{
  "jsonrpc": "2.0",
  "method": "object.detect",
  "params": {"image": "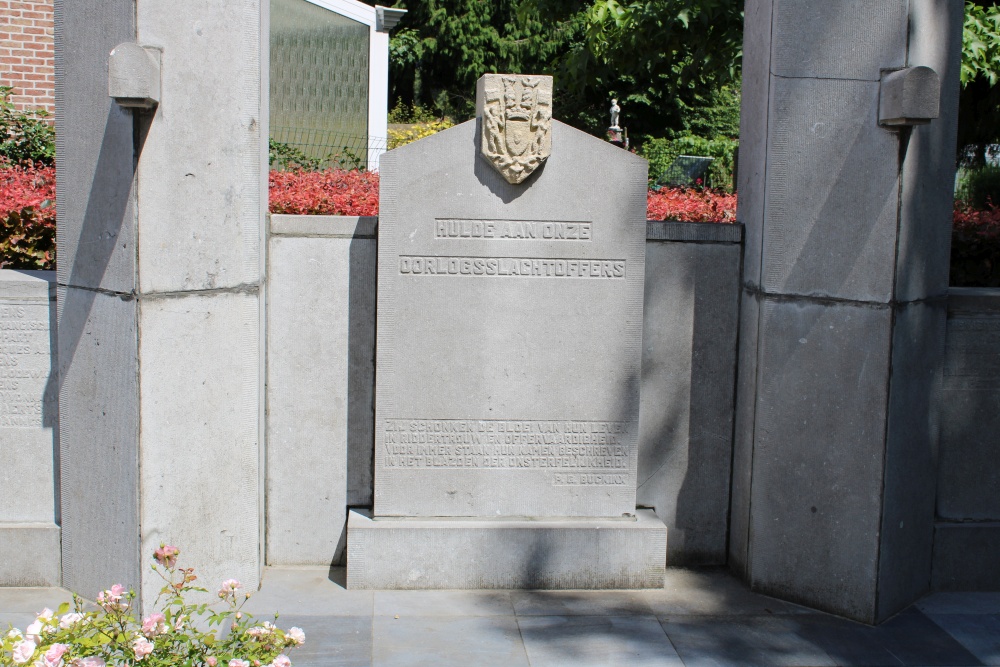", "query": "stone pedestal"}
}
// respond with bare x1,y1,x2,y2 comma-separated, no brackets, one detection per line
347,79,666,587
731,0,962,623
